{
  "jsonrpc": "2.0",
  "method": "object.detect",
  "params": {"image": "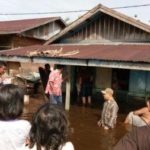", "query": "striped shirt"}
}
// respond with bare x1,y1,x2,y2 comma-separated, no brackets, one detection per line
101,99,119,128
